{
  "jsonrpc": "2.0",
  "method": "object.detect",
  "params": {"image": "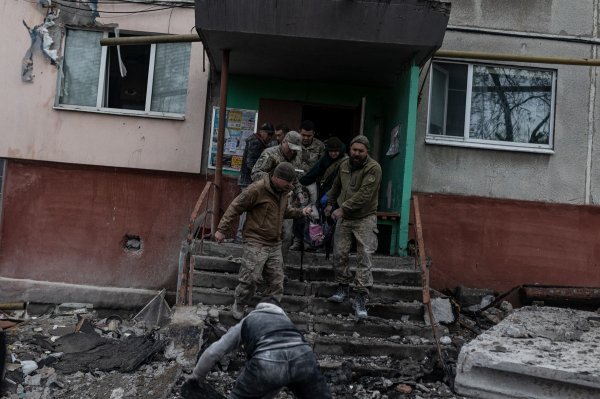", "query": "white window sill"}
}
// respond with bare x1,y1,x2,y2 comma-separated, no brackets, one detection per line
54,105,186,121
425,136,555,154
